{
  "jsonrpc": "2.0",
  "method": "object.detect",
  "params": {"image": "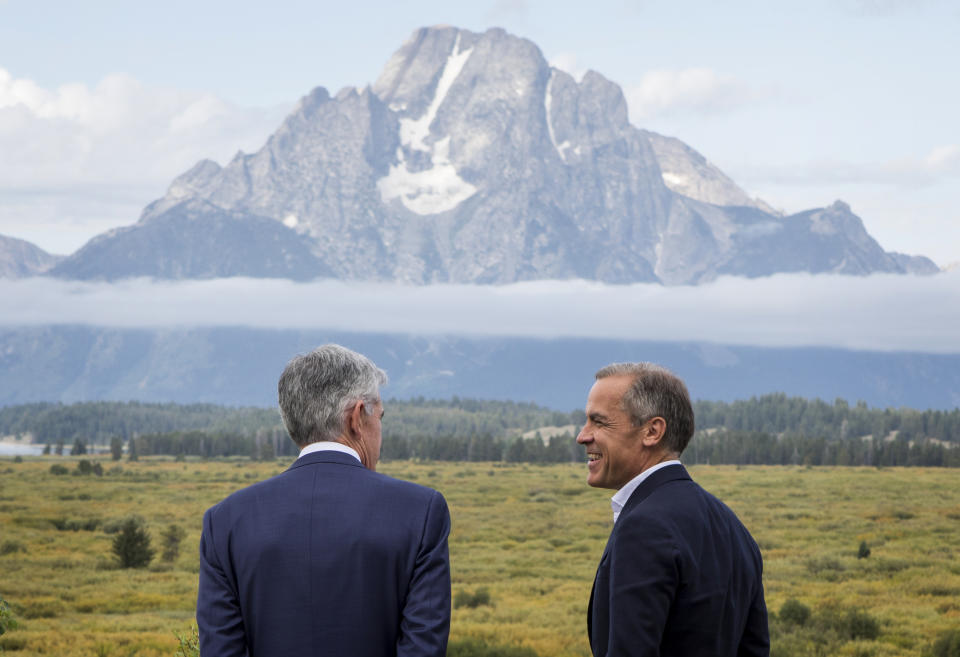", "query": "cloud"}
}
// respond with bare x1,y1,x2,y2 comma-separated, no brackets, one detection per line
548,53,587,82
625,68,760,120
736,144,960,188
0,67,291,188
0,67,291,252
2,272,959,354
